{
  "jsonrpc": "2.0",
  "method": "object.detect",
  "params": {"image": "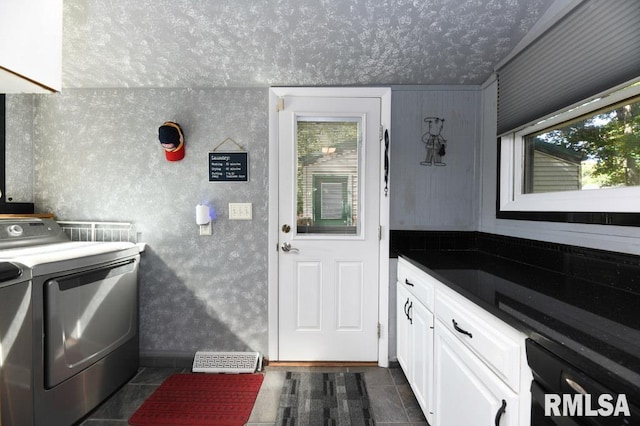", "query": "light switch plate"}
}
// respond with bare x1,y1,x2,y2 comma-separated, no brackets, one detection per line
229,202,252,220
